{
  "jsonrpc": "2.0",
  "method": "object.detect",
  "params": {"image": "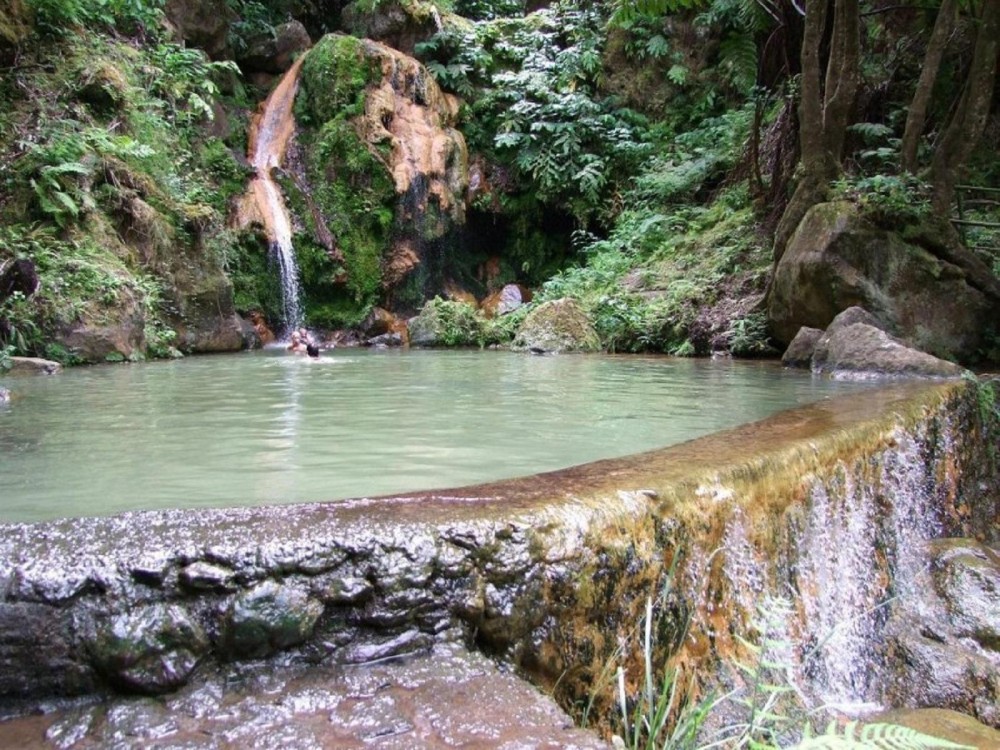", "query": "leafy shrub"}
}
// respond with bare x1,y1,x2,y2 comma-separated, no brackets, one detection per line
726,312,775,357
831,173,932,227
27,0,165,38
418,0,651,222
